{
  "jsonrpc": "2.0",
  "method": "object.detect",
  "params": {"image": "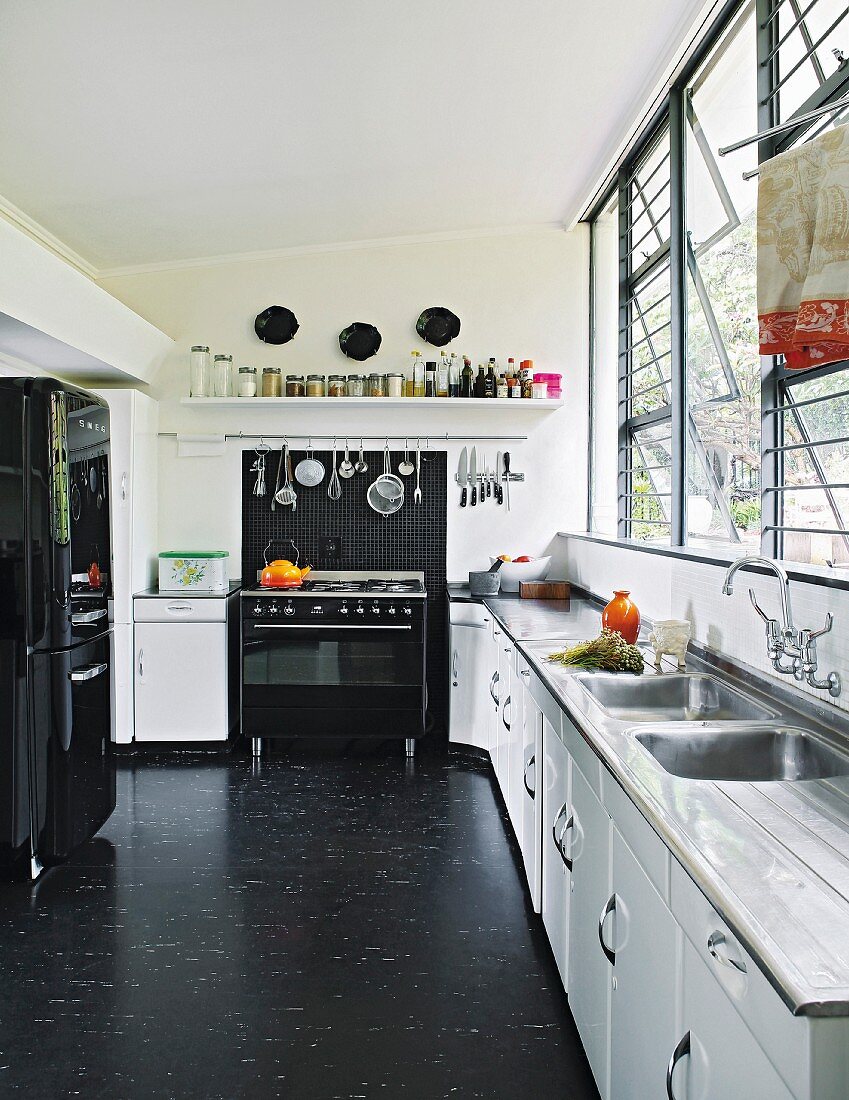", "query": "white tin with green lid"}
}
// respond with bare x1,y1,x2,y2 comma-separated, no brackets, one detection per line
158,551,229,592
